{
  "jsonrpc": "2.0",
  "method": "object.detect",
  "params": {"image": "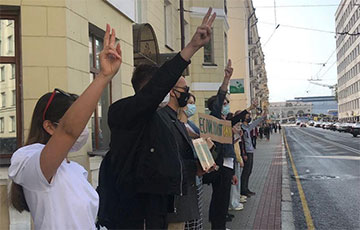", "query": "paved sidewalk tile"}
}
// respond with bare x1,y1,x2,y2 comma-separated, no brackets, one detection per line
202,132,283,230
